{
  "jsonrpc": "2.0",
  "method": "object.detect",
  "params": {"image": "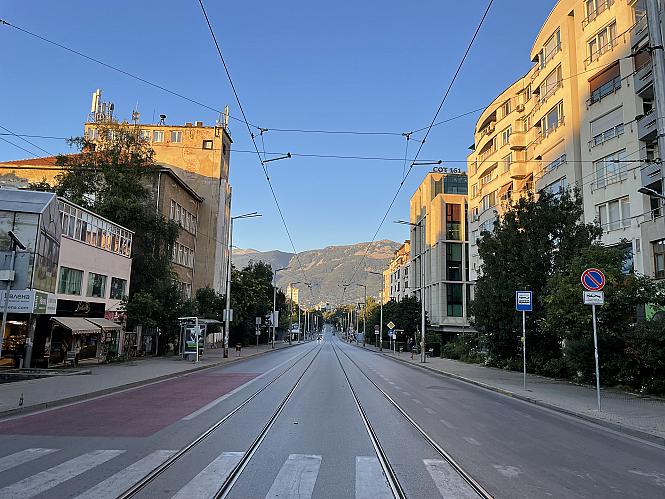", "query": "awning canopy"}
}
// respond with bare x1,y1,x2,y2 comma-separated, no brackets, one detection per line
498,182,513,198
51,317,100,335
86,318,122,331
